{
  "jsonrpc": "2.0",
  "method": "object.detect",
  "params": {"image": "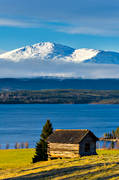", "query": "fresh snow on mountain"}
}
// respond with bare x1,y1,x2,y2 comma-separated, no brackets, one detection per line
0,42,119,64
0,42,74,62
0,42,119,78
64,48,99,63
